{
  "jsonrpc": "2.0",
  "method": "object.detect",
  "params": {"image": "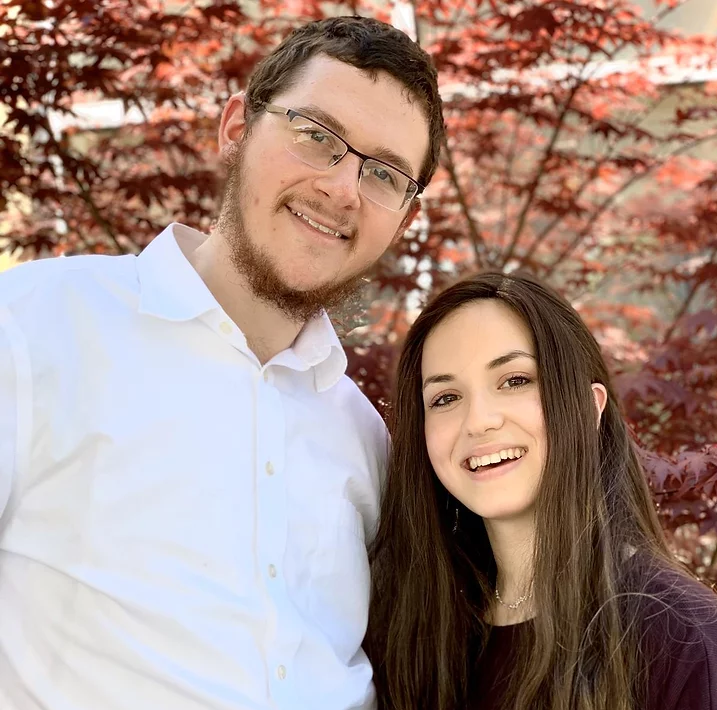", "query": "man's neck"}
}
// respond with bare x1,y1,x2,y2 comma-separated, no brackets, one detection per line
186,231,304,364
